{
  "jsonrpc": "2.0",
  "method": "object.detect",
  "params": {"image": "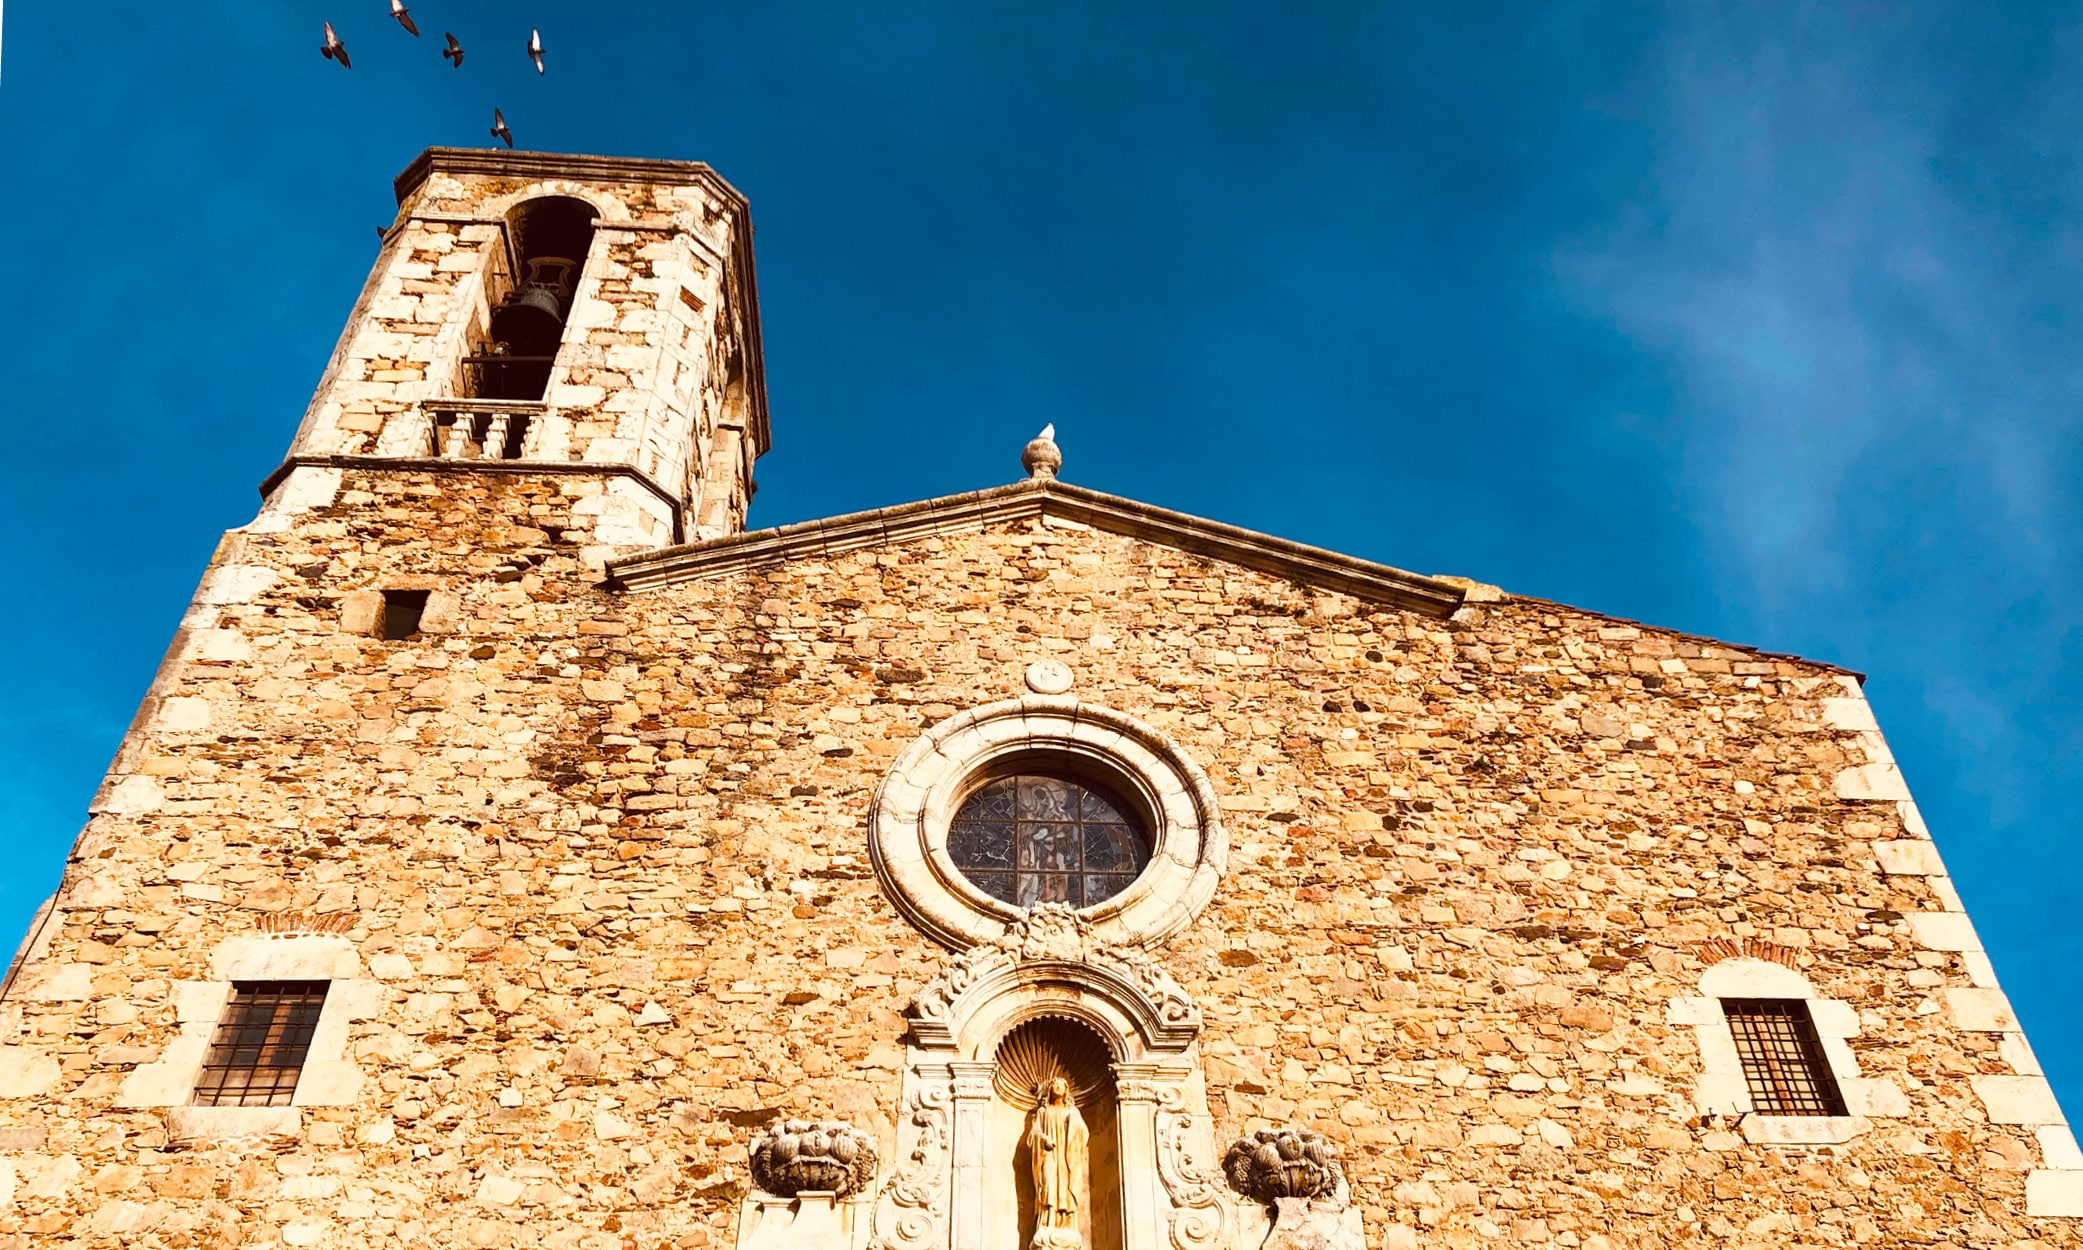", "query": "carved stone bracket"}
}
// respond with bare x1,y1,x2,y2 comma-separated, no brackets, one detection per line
750,1118,880,1199
1221,1127,1361,1250
1221,1128,1347,1207
908,906,1201,1052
